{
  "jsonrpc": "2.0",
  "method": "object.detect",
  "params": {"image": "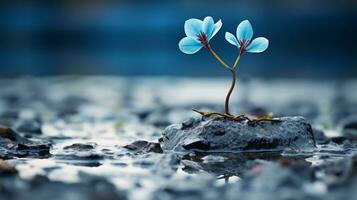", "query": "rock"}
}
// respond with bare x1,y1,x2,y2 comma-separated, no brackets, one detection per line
0,160,17,176
160,116,316,152
340,116,357,140
63,143,96,151
15,119,42,134
0,126,51,159
313,128,330,144
181,152,285,177
124,140,163,154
